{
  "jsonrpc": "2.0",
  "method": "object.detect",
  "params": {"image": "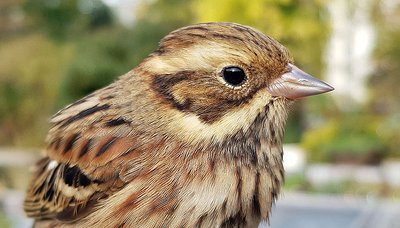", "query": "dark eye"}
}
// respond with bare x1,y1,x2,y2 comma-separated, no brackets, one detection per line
222,66,247,87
